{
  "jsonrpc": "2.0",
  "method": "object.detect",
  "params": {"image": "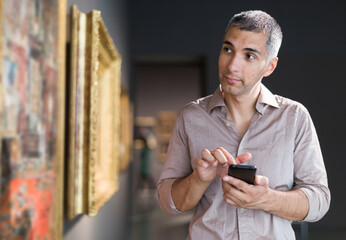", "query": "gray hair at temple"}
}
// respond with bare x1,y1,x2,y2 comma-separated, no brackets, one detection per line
226,10,283,63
